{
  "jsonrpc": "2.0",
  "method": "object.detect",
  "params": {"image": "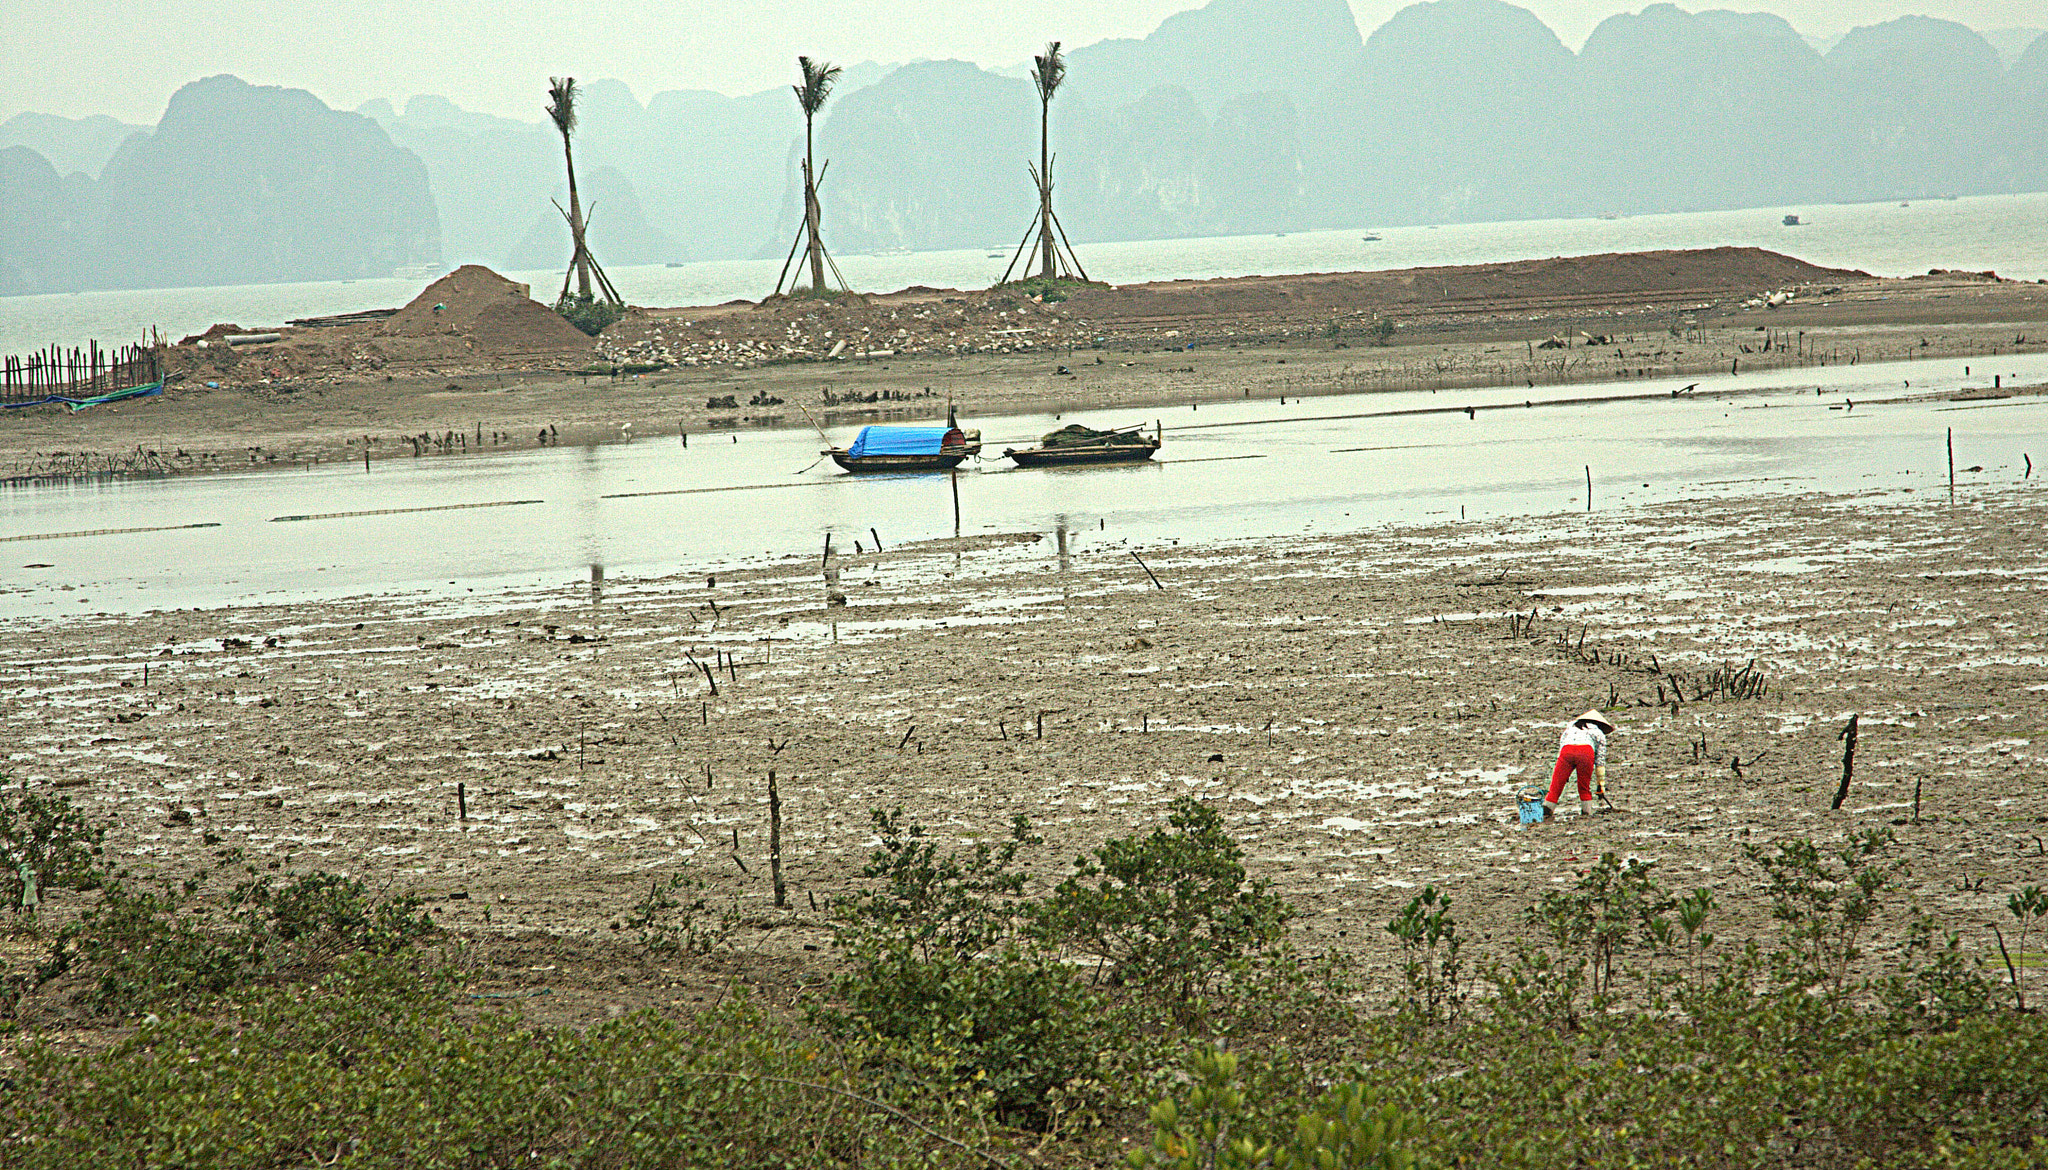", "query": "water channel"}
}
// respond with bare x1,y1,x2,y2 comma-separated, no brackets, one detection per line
3,352,2044,621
